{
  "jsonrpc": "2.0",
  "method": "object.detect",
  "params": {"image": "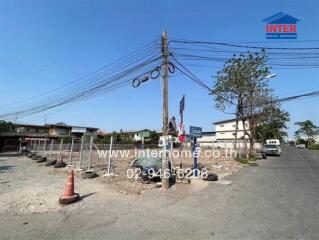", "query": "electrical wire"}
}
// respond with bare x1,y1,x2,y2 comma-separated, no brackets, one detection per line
170,39,319,50
0,37,163,119
170,54,212,91
1,36,161,108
